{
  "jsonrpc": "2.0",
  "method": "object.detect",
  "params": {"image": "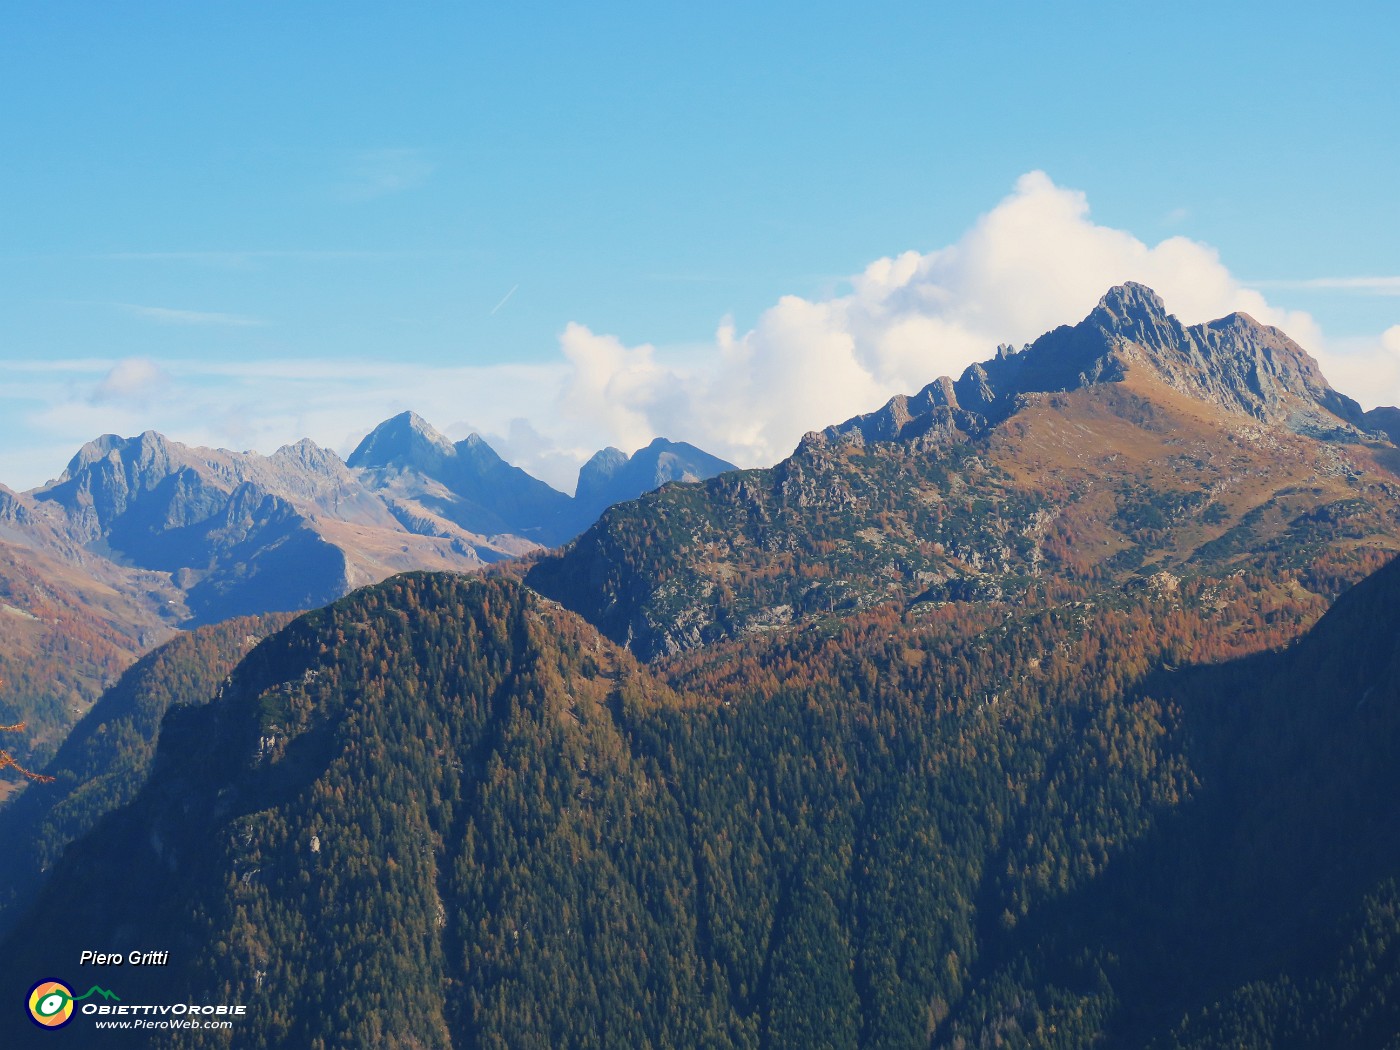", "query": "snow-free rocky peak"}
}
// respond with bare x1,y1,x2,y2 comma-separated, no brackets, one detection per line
574,438,737,519
822,283,1377,448
346,410,458,474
